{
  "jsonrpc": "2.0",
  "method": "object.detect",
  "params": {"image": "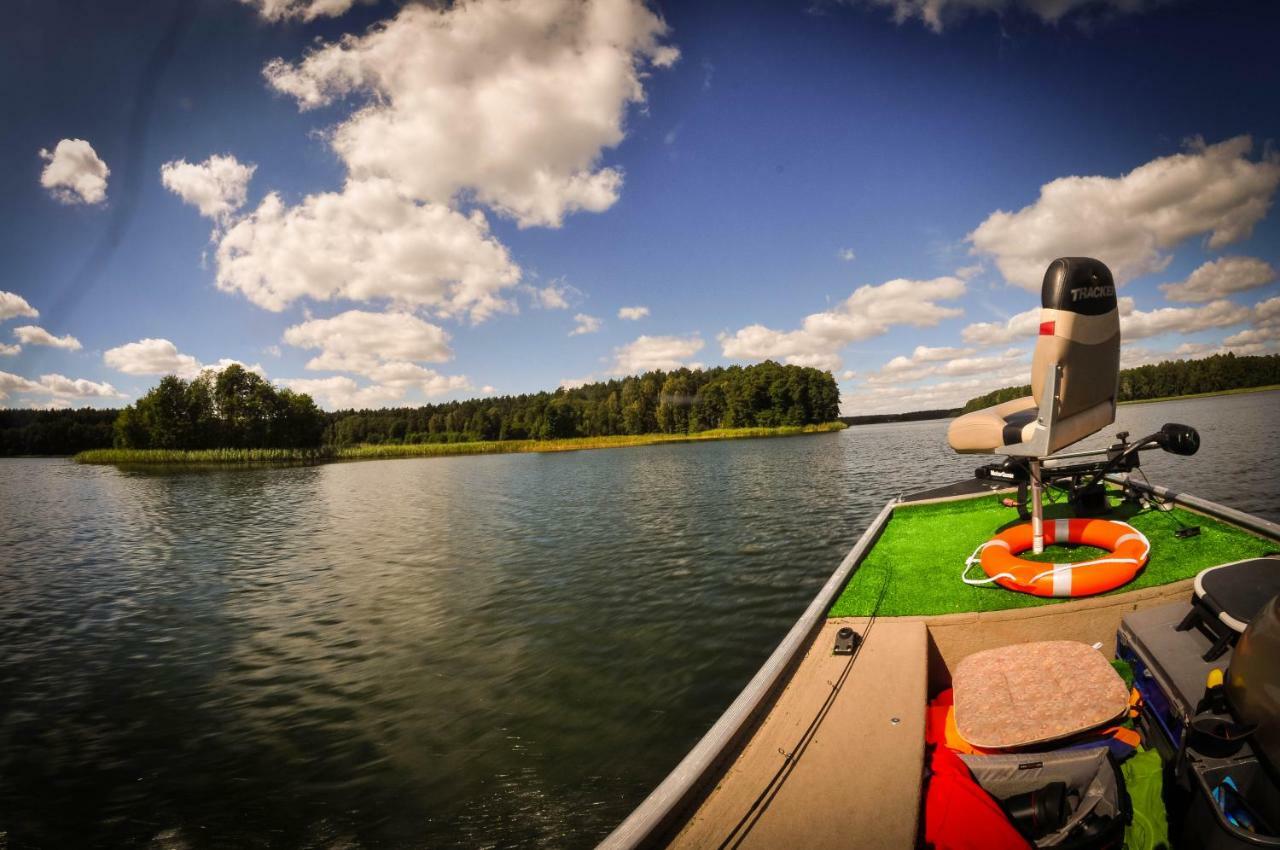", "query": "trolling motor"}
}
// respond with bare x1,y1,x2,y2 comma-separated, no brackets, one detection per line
975,423,1201,520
